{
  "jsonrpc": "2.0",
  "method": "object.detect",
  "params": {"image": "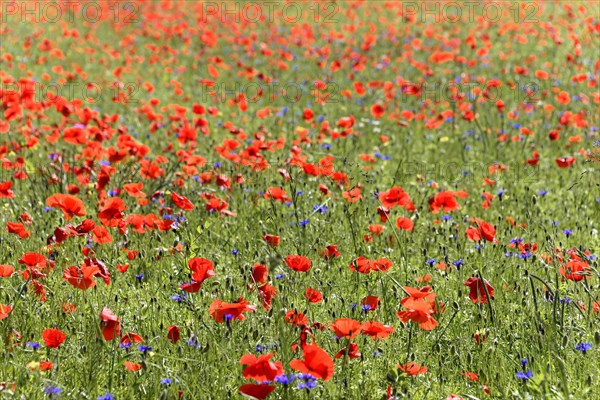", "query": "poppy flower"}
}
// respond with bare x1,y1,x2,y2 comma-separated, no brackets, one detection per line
0,304,13,320
209,297,256,323
555,157,576,168
62,265,99,290
264,187,290,202
240,353,284,382
335,342,361,359
429,191,466,213
167,325,180,344
285,255,311,272
397,298,438,330
262,234,280,247
361,295,380,311
0,182,14,198
6,222,30,239
120,332,143,346
45,194,86,220
289,344,334,381
42,328,66,348
124,361,142,371
305,288,323,303
464,277,494,303
396,217,414,232
251,264,268,284
285,310,309,326
330,318,362,339
100,307,121,341
378,186,410,209
171,192,195,211
123,183,145,197
321,244,340,259
560,260,590,282
182,257,216,292
18,252,47,269
396,362,428,376
98,197,126,227
238,384,276,400
361,321,395,340
0,265,15,277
